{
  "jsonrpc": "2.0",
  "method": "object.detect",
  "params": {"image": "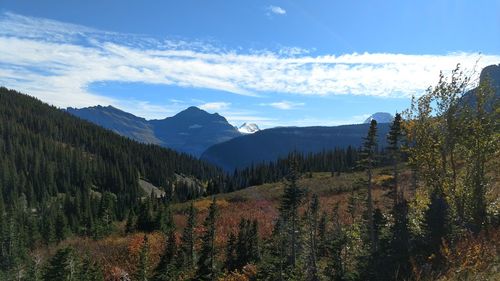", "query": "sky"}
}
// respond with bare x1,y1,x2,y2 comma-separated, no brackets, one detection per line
1,0,499,128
